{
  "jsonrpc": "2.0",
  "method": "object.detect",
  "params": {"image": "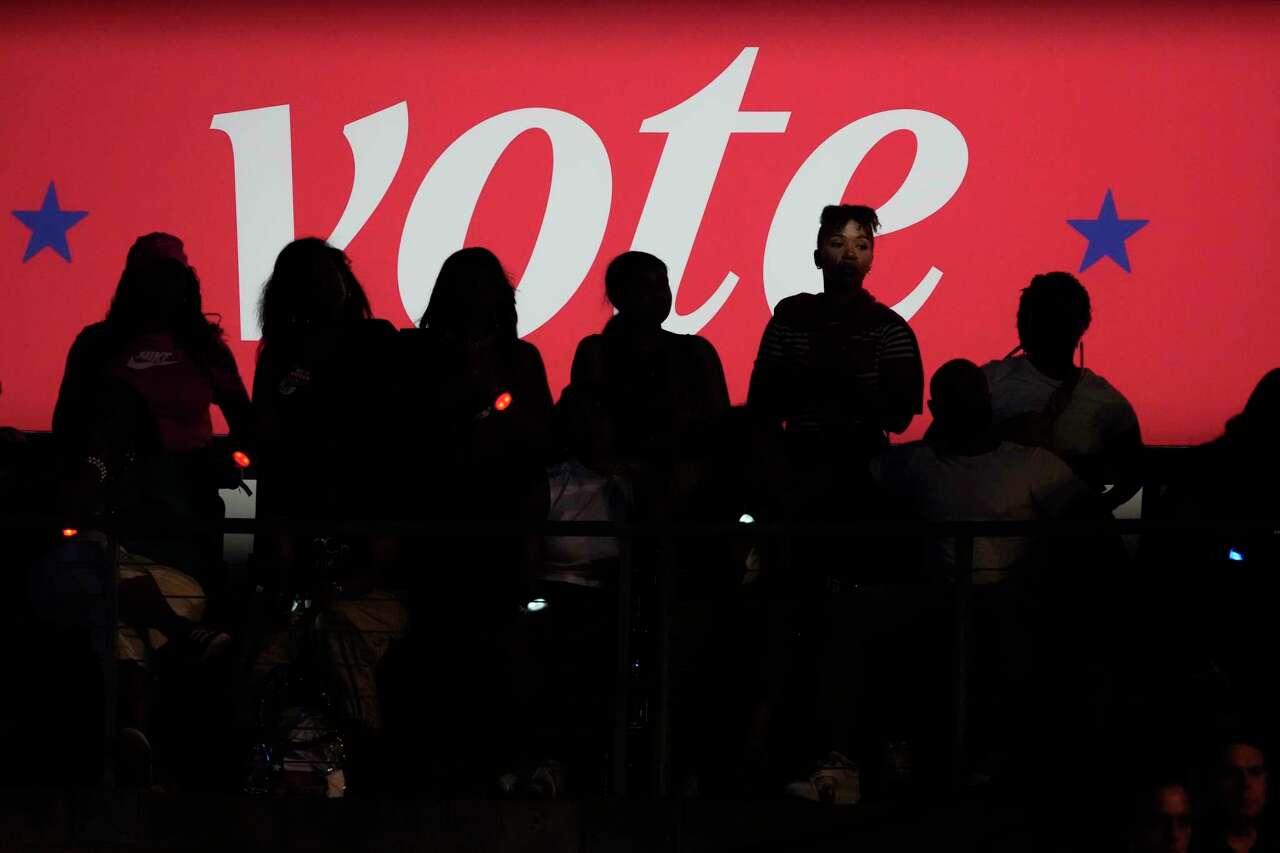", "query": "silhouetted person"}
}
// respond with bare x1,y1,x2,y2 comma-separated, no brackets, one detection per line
1158,370,1280,718
52,234,252,584
873,358,1092,582
251,238,405,743
870,359,1093,784
1199,737,1269,853
398,246,554,527
1170,368,1280,535
748,204,922,508
563,250,729,518
747,204,921,804
982,272,1142,511
396,247,553,793
50,234,245,783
